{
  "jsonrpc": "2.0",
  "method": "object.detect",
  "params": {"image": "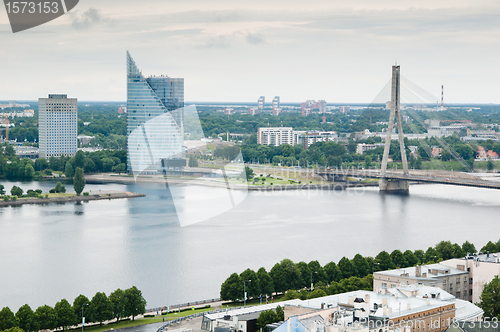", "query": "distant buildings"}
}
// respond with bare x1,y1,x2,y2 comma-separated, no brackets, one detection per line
0,100,30,110
118,106,127,114
294,131,338,148
373,263,470,302
248,107,258,116
257,127,338,148
339,106,350,113
272,96,280,109
301,100,327,116
258,96,265,110
257,127,294,146
126,51,185,174
356,143,384,155
38,94,78,158
0,109,34,118
224,108,235,115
